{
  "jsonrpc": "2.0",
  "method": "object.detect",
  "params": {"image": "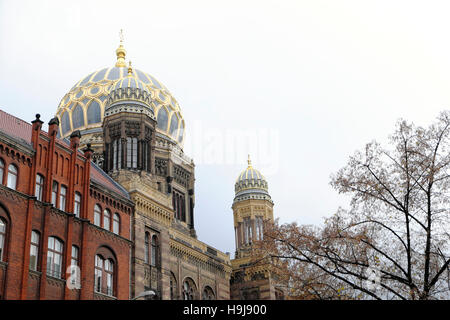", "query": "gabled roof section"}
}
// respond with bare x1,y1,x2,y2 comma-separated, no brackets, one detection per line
0,108,130,200
0,109,32,145
90,161,130,200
